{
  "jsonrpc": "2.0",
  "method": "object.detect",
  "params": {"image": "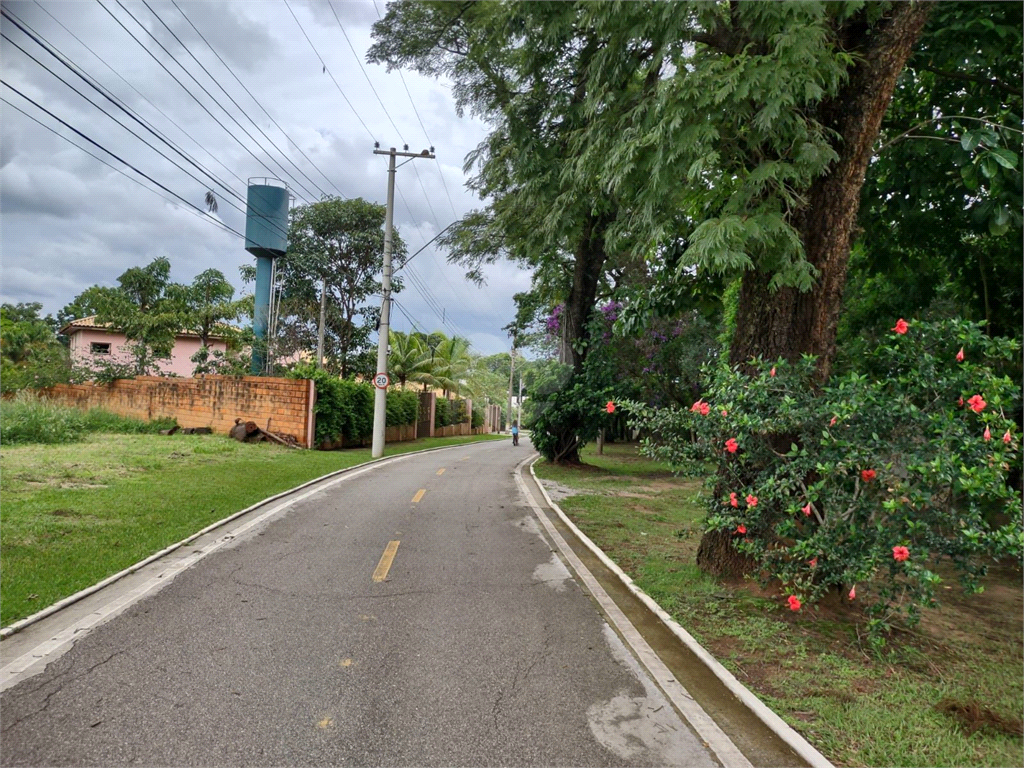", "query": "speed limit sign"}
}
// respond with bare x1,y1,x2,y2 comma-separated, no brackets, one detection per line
373,372,390,389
